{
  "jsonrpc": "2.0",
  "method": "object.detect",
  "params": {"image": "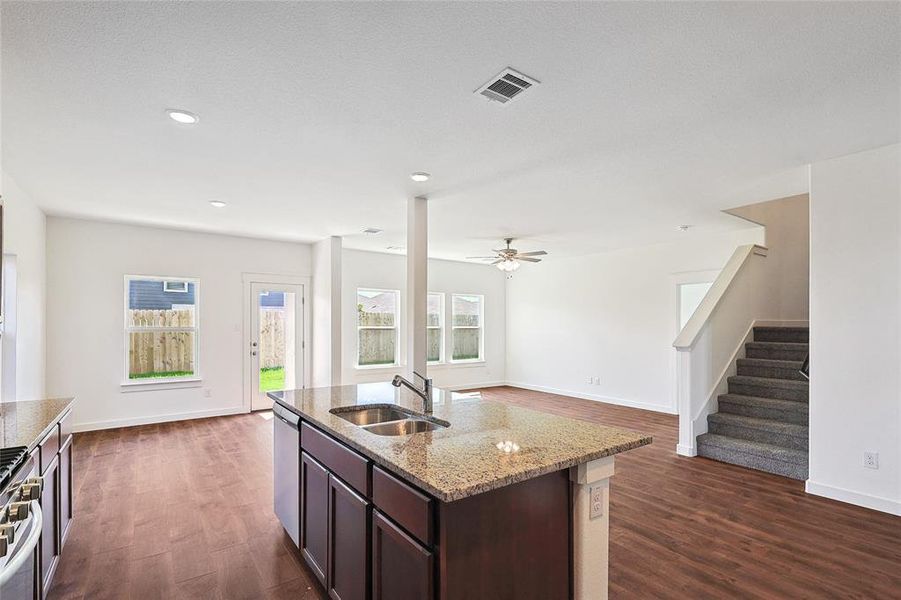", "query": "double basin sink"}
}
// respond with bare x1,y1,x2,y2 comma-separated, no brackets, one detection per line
329,405,449,436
